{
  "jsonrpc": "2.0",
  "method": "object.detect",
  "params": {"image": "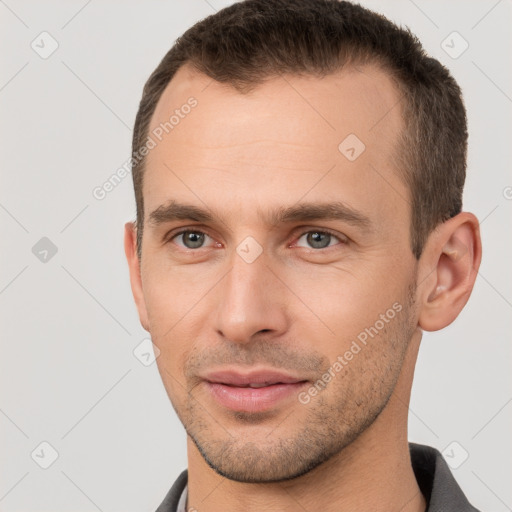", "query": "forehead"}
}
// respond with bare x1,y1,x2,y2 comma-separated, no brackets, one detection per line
148,62,403,148
143,63,408,230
